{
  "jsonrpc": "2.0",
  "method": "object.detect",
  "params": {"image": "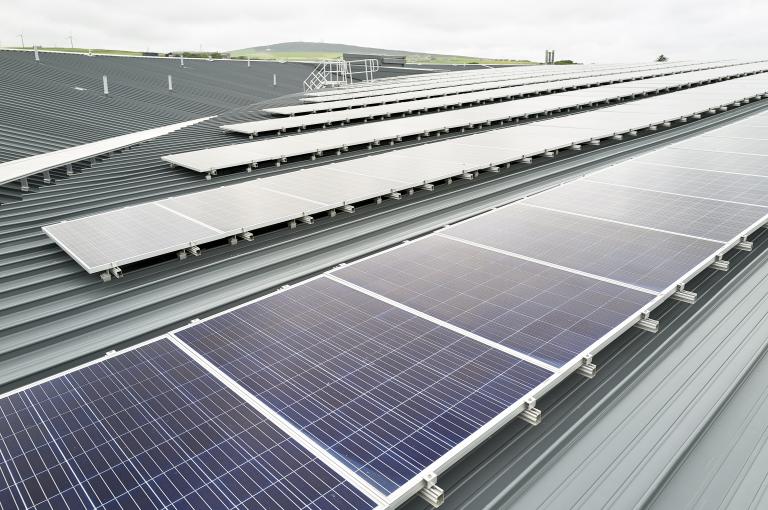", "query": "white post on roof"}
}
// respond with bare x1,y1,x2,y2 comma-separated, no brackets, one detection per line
273,73,277,87
180,54,184,67
33,45,39,61
247,58,251,67
168,74,173,91
102,75,109,95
